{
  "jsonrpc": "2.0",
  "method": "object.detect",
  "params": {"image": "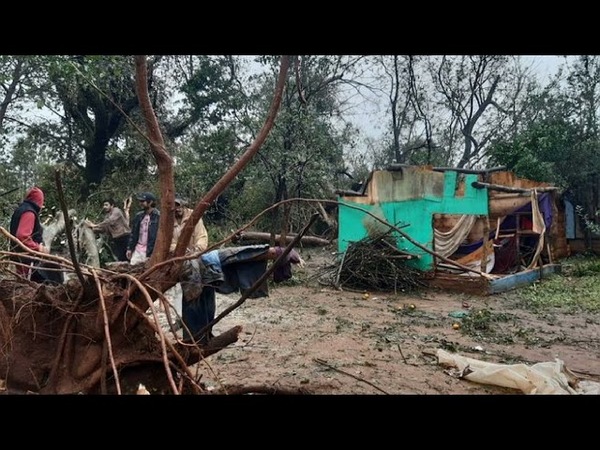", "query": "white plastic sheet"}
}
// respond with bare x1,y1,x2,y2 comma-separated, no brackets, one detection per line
437,349,600,394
